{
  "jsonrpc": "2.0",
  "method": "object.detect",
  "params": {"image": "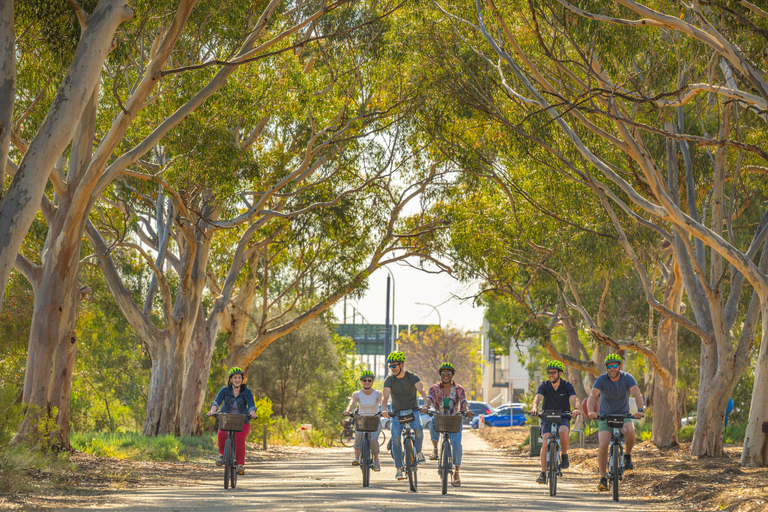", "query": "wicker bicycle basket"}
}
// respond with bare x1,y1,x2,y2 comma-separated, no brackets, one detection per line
354,415,380,432
433,414,463,433
218,413,245,432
